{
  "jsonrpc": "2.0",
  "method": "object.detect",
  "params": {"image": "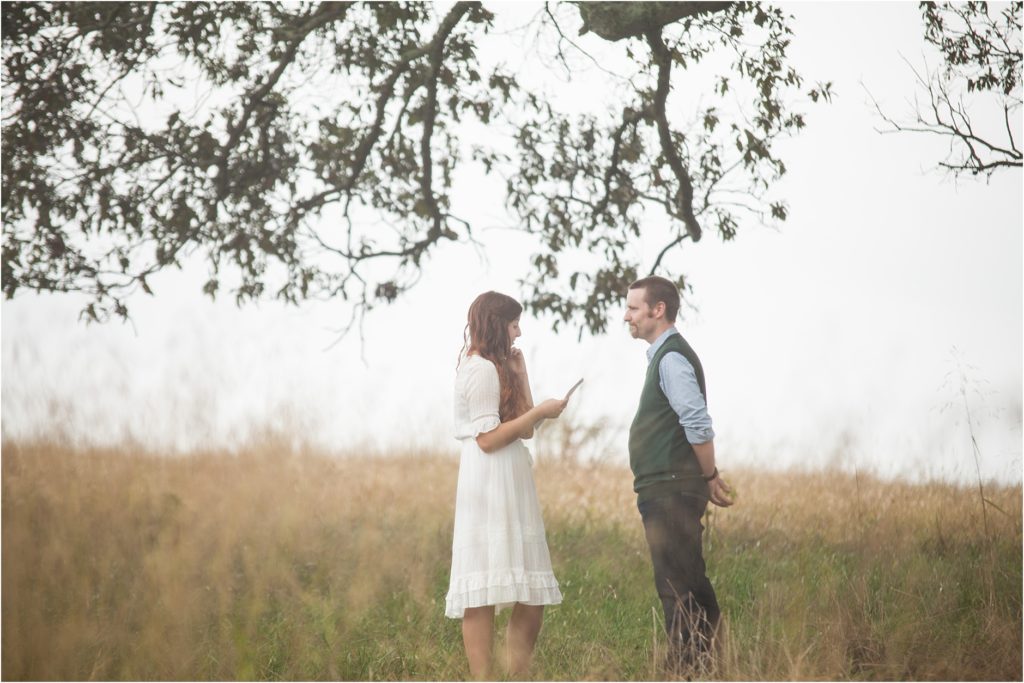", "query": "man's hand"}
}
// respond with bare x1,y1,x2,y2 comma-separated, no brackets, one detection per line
709,474,734,508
